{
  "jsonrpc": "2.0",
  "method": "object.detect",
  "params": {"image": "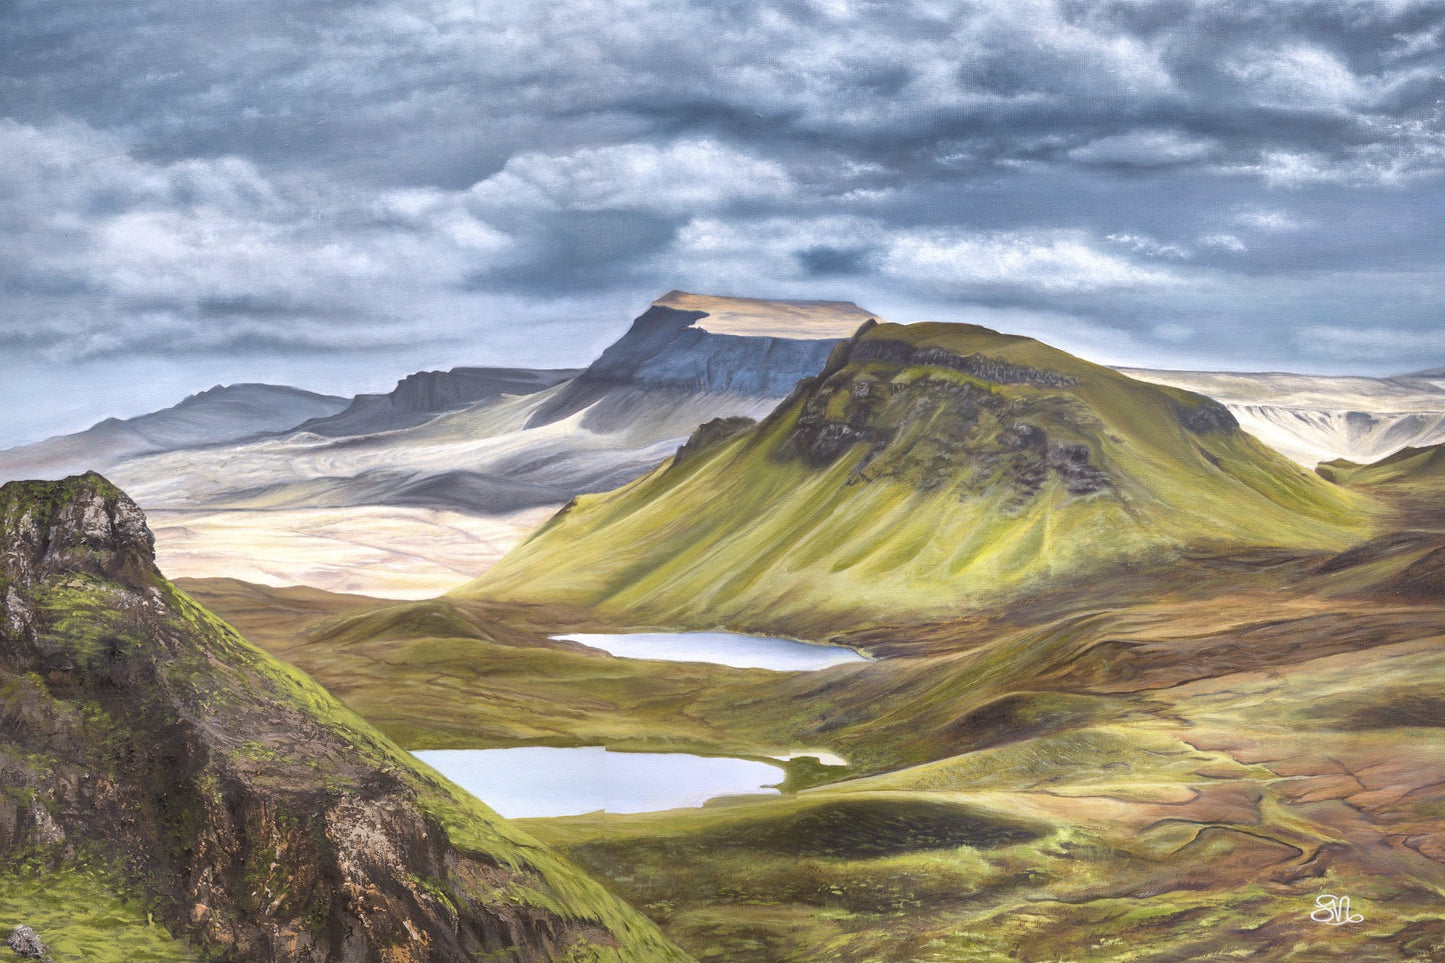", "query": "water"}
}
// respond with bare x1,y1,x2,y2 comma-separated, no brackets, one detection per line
553,630,867,671
415,746,783,818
